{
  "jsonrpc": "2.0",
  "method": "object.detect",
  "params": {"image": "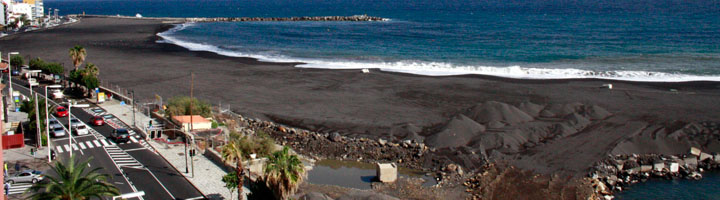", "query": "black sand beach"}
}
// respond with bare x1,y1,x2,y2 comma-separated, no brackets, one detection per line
2,16,720,179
